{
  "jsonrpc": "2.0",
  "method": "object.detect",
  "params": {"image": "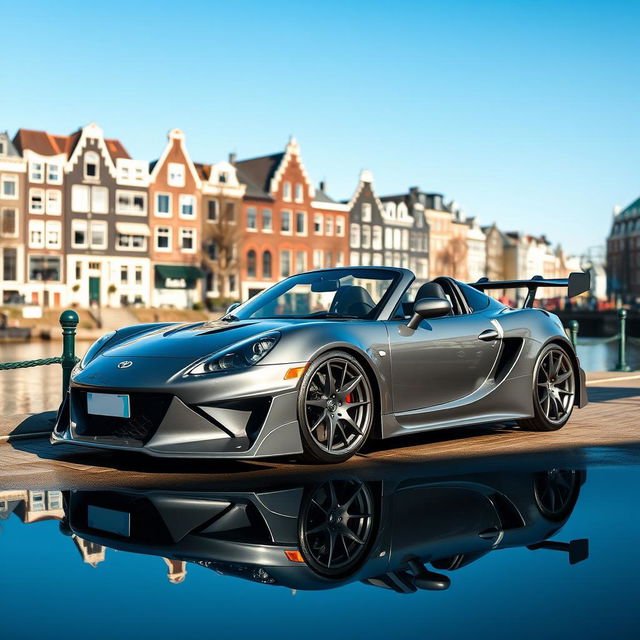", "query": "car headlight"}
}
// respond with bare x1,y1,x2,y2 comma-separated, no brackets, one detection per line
78,331,117,370
187,332,280,375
